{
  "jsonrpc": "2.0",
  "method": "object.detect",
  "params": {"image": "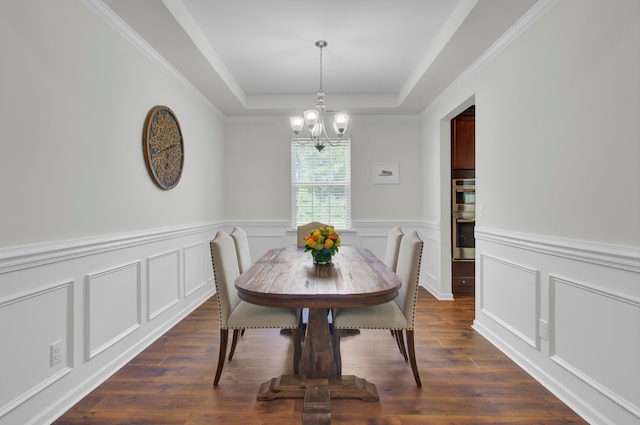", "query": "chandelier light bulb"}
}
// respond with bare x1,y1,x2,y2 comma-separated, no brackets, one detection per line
290,116,304,135
303,110,319,129
333,113,349,135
